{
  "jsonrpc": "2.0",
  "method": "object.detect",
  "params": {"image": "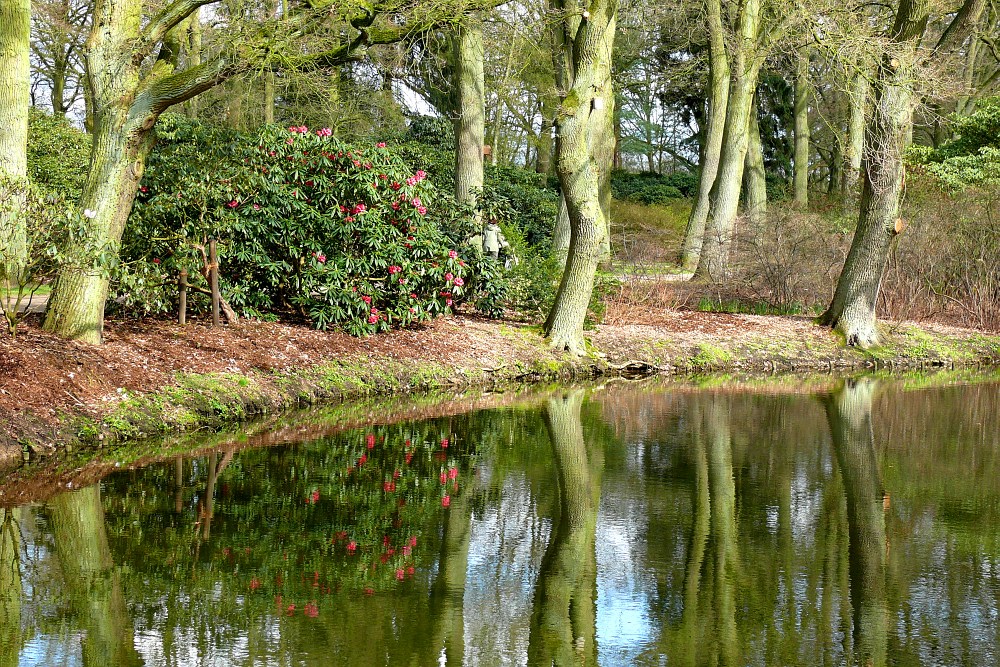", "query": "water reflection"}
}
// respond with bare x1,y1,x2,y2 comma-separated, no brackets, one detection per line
1,378,999,665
